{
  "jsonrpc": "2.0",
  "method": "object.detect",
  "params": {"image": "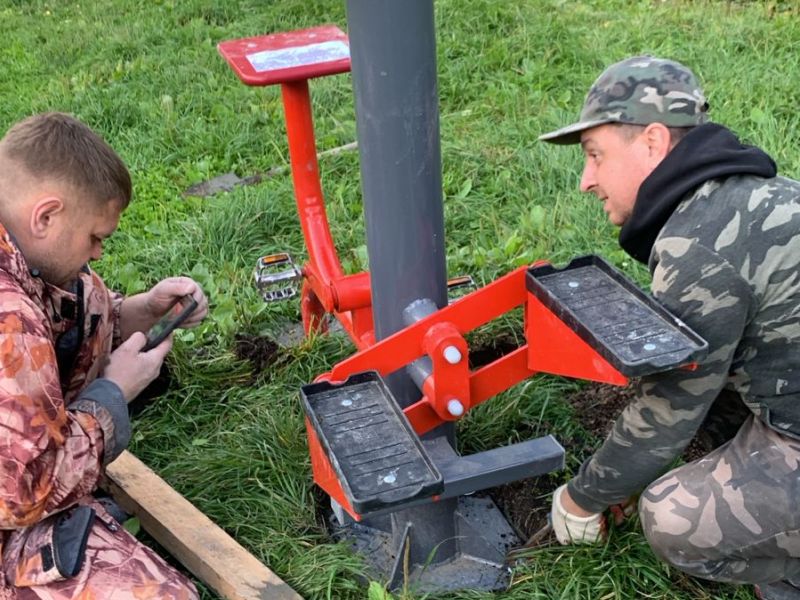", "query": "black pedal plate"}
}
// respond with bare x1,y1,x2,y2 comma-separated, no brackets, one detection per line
301,371,443,514
526,255,707,377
